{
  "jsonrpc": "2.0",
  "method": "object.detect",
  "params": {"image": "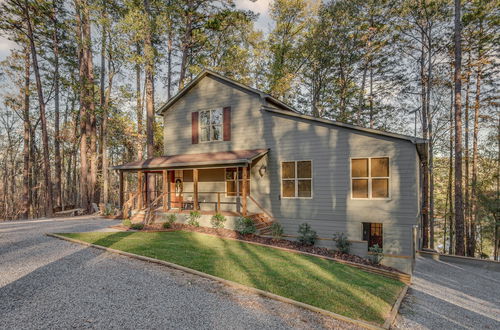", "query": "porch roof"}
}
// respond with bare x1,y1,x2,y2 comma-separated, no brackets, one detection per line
111,149,269,171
